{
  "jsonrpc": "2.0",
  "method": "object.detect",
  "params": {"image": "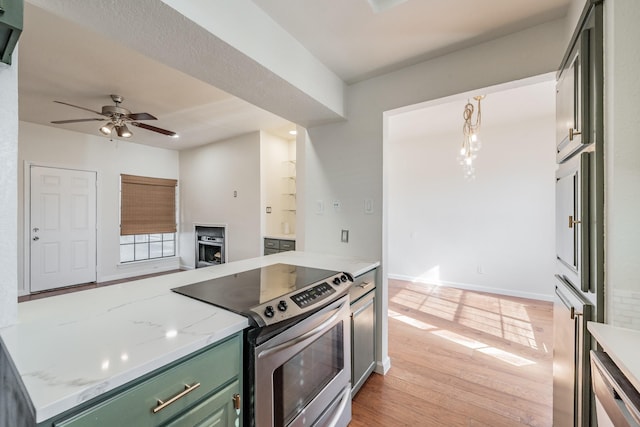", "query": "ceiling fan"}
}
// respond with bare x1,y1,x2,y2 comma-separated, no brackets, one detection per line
51,94,178,139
